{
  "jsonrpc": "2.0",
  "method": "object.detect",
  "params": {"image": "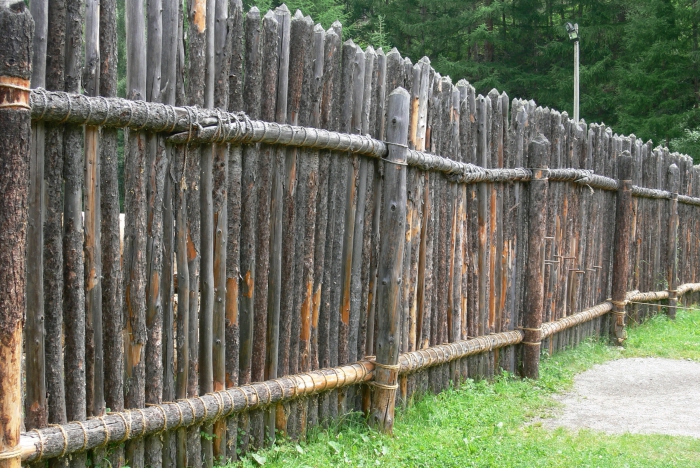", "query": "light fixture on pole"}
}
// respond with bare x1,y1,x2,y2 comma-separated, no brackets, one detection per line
565,22,580,122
